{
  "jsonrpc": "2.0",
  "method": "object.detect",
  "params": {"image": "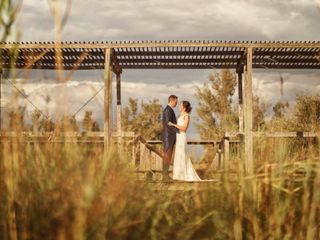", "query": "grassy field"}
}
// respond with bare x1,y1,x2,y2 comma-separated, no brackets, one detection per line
1,133,319,240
